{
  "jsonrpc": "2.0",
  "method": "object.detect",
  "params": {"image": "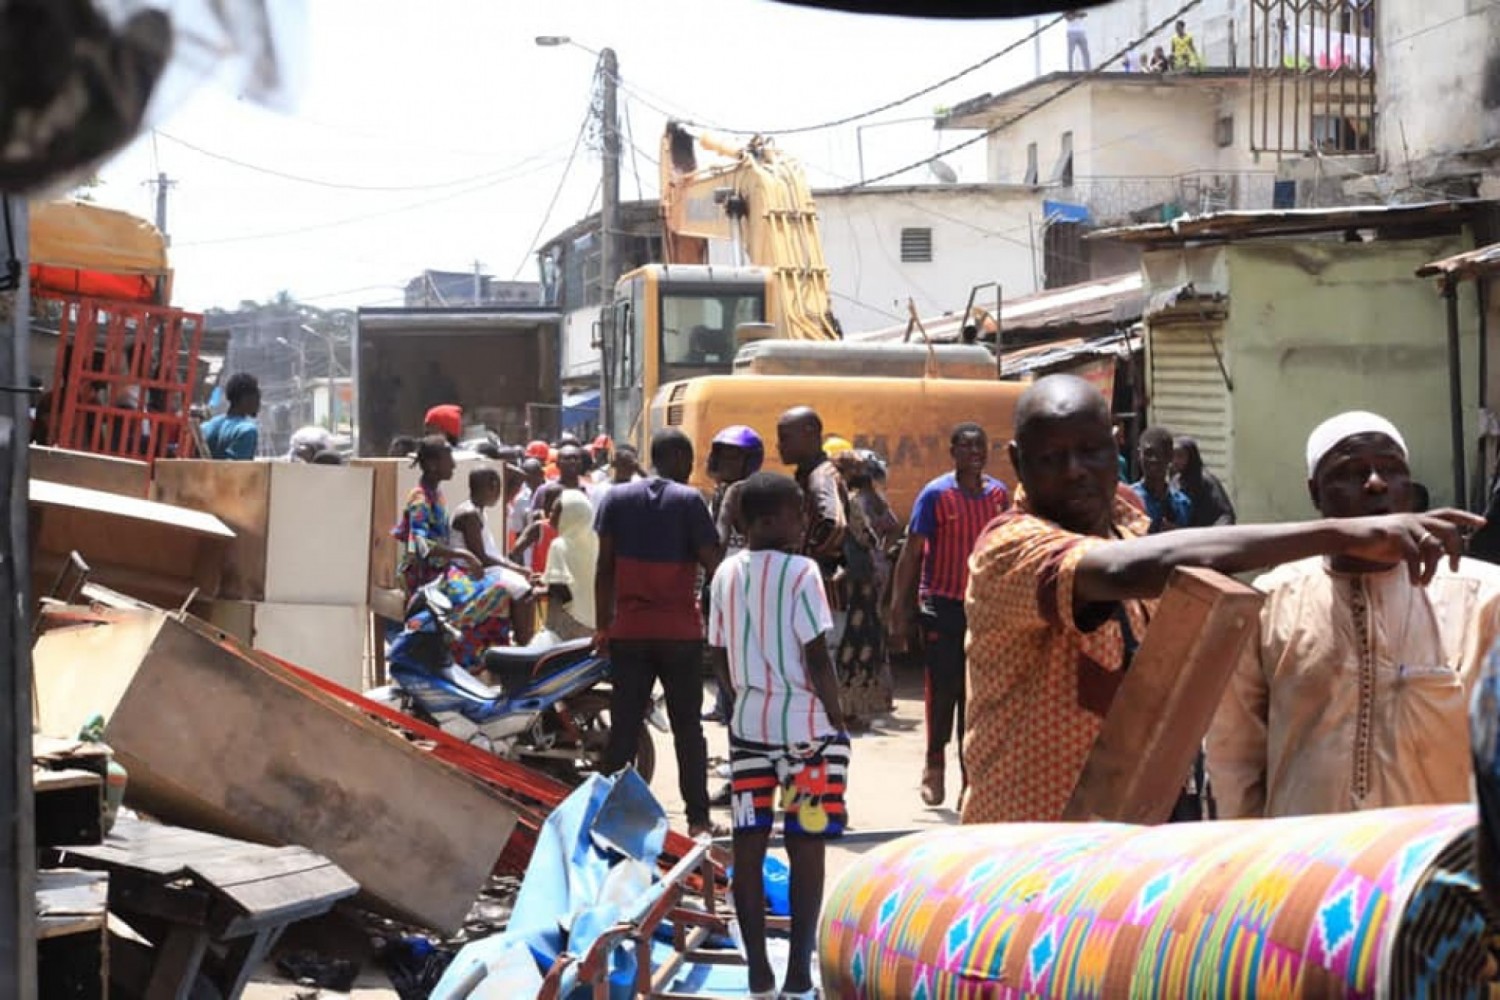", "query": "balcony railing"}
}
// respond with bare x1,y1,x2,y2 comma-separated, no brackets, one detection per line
1054,172,1281,226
